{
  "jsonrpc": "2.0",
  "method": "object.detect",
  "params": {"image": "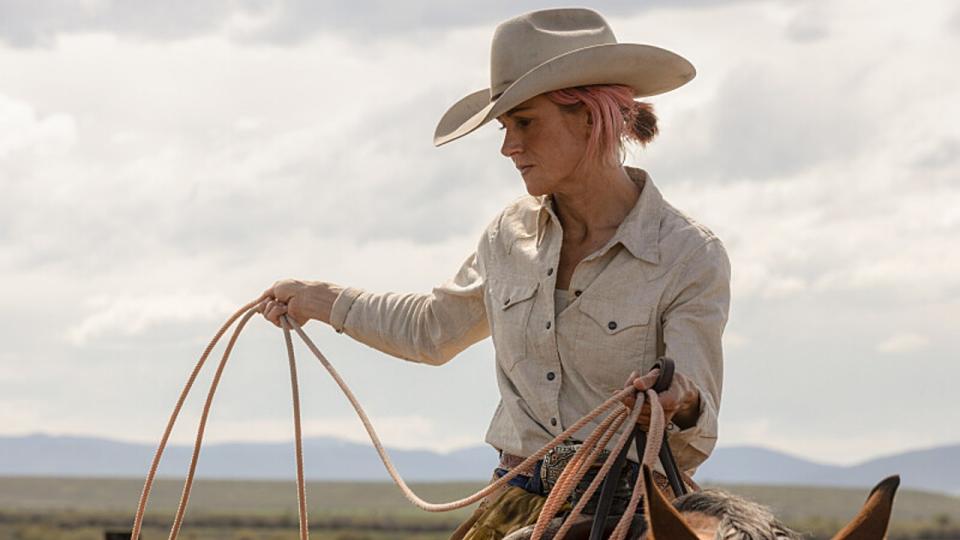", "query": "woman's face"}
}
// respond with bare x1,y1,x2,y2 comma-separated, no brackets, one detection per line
496,94,591,197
